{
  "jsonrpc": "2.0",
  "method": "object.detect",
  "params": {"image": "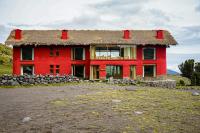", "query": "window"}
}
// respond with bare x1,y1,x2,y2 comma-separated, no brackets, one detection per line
143,65,156,77
72,48,85,60
50,47,60,57
49,65,60,75
72,65,85,78
130,66,136,79
21,47,34,60
50,65,54,74
93,46,136,60
143,48,156,60
106,65,123,79
21,65,34,75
